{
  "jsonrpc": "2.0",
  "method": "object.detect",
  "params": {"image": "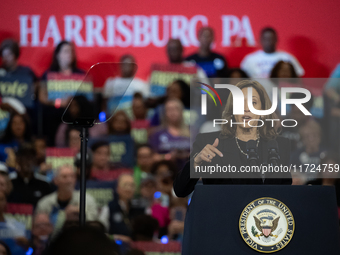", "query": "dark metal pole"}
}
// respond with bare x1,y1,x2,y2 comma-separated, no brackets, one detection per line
79,127,87,226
